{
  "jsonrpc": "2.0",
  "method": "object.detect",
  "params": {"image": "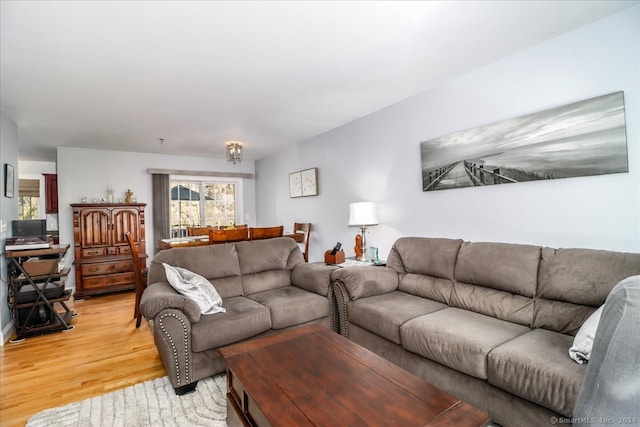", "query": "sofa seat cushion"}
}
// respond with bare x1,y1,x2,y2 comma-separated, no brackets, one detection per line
191,296,271,352
401,308,530,379
248,286,329,329
348,291,447,345
487,328,585,417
